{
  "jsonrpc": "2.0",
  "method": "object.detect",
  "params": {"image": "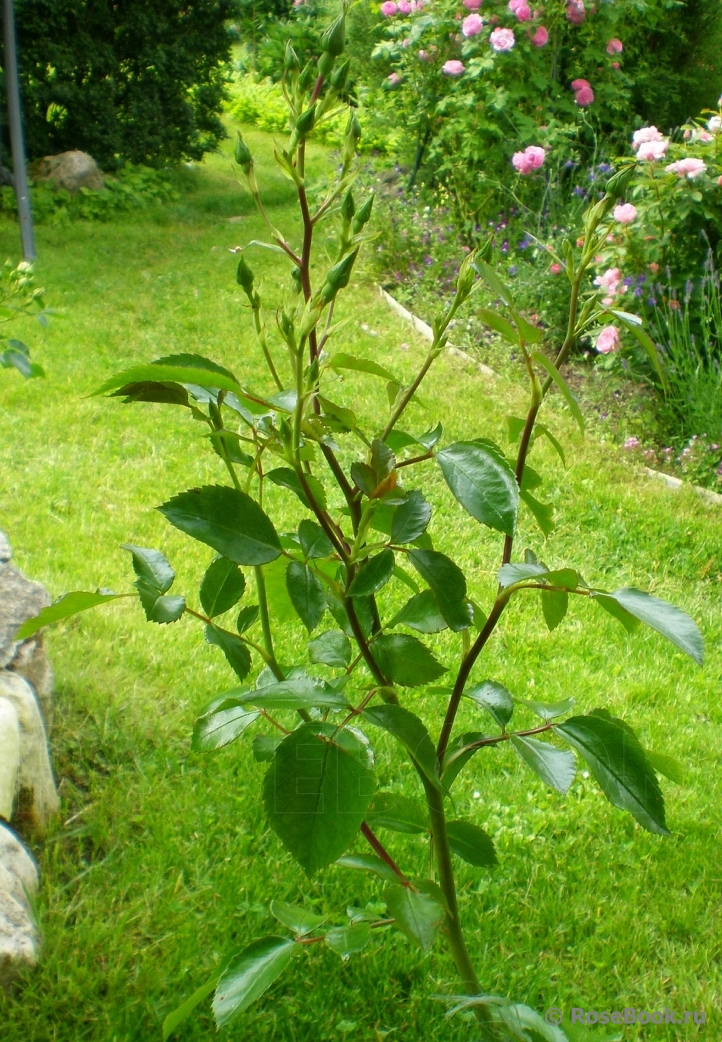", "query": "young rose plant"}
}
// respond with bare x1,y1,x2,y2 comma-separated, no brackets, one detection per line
21,10,703,1041
0,260,48,380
